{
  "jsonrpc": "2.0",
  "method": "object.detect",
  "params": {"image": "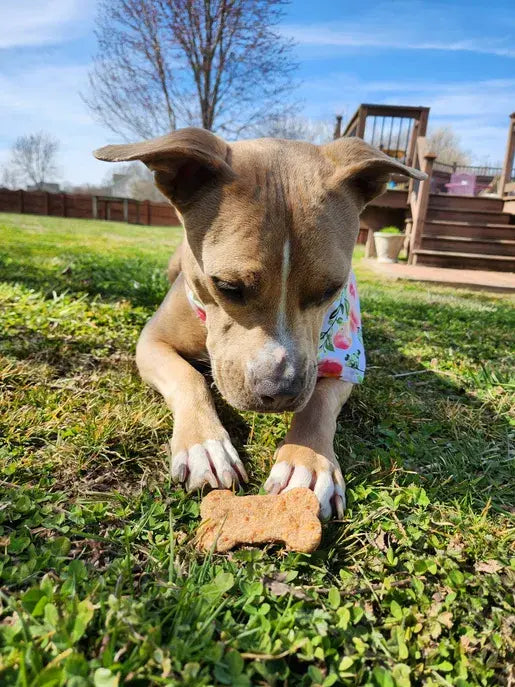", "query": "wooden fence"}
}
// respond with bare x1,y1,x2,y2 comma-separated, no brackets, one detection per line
0,188,180,226
0,186,389,245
